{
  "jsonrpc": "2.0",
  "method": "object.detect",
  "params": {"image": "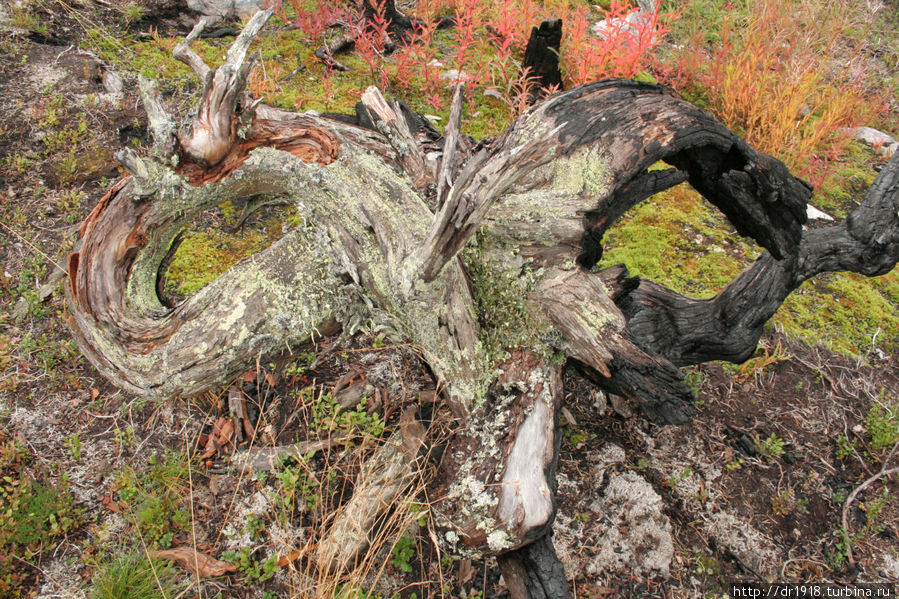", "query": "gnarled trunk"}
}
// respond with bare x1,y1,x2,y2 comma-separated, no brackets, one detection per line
65,10,899,597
